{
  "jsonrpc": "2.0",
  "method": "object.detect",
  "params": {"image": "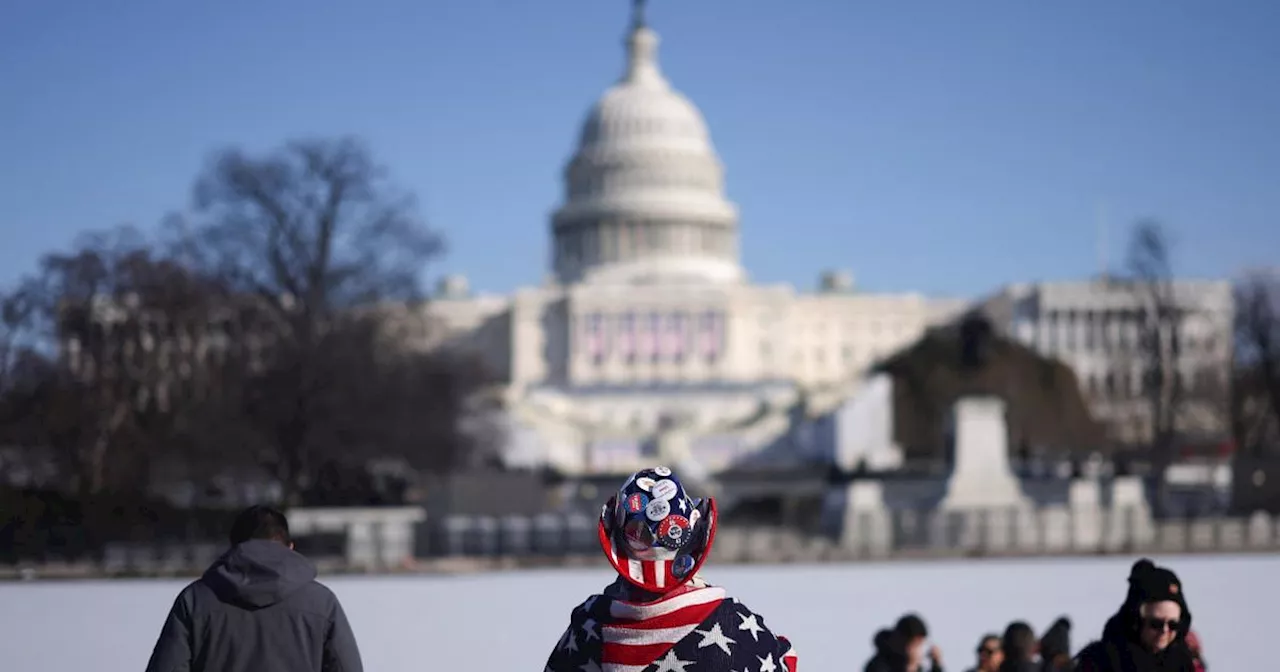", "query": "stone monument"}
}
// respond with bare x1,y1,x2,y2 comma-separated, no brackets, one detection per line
938,396,1032,510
